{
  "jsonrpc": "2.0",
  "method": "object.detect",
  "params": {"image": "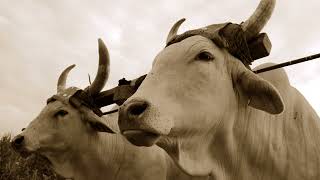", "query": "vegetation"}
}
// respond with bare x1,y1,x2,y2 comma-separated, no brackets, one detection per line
0,134,64,180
